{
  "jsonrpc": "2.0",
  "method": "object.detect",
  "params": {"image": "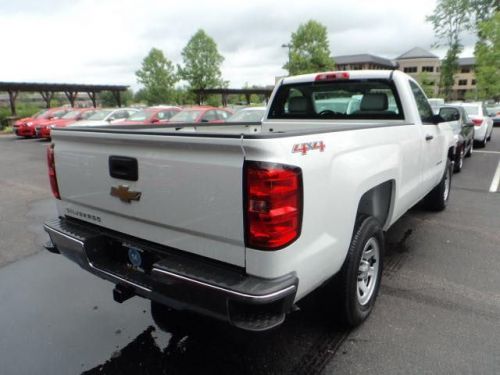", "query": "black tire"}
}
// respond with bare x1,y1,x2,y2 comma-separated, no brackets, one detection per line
475,135,487,148
465,139,473,158
453,147,464,173
424,159,452,211
338,215,384,327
